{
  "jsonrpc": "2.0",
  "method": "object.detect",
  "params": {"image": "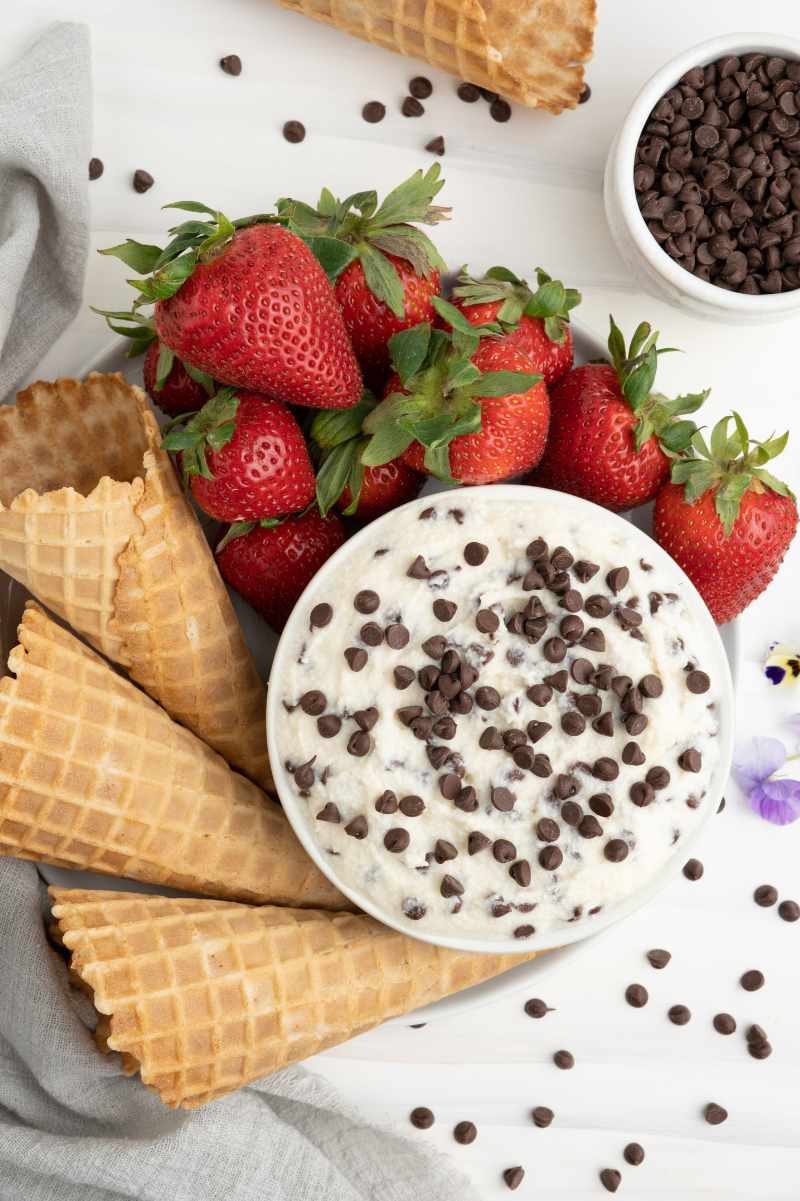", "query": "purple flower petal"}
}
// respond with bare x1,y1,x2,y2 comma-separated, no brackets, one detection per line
733,736,787,792
749,778,800,826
